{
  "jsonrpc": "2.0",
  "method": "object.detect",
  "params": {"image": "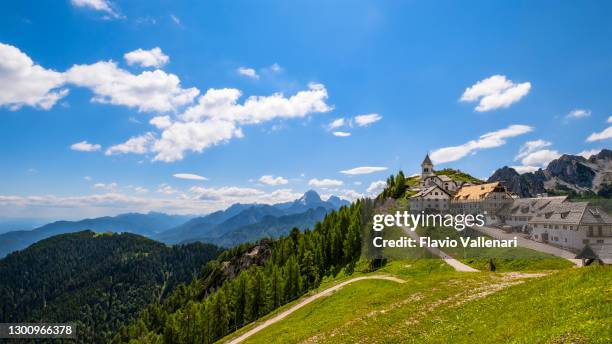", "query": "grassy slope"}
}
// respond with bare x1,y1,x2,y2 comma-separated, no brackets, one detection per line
416,225,574,271
225,263,611,344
